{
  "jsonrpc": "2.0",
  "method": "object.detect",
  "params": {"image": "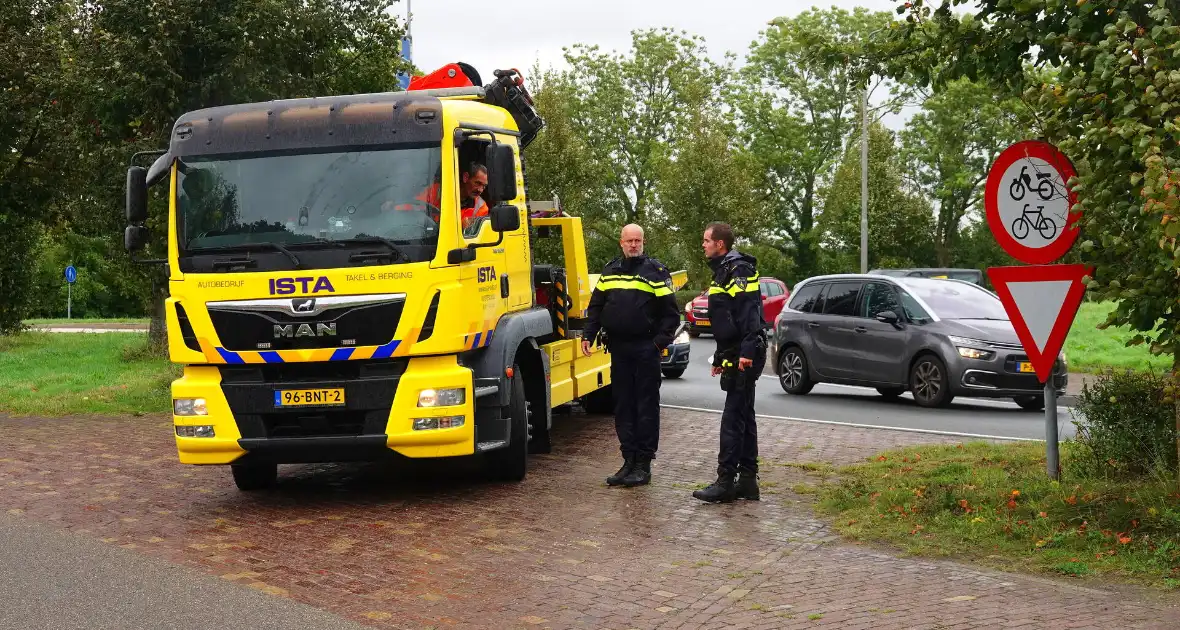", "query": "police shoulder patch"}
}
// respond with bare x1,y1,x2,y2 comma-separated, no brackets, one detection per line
734,276,748,289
